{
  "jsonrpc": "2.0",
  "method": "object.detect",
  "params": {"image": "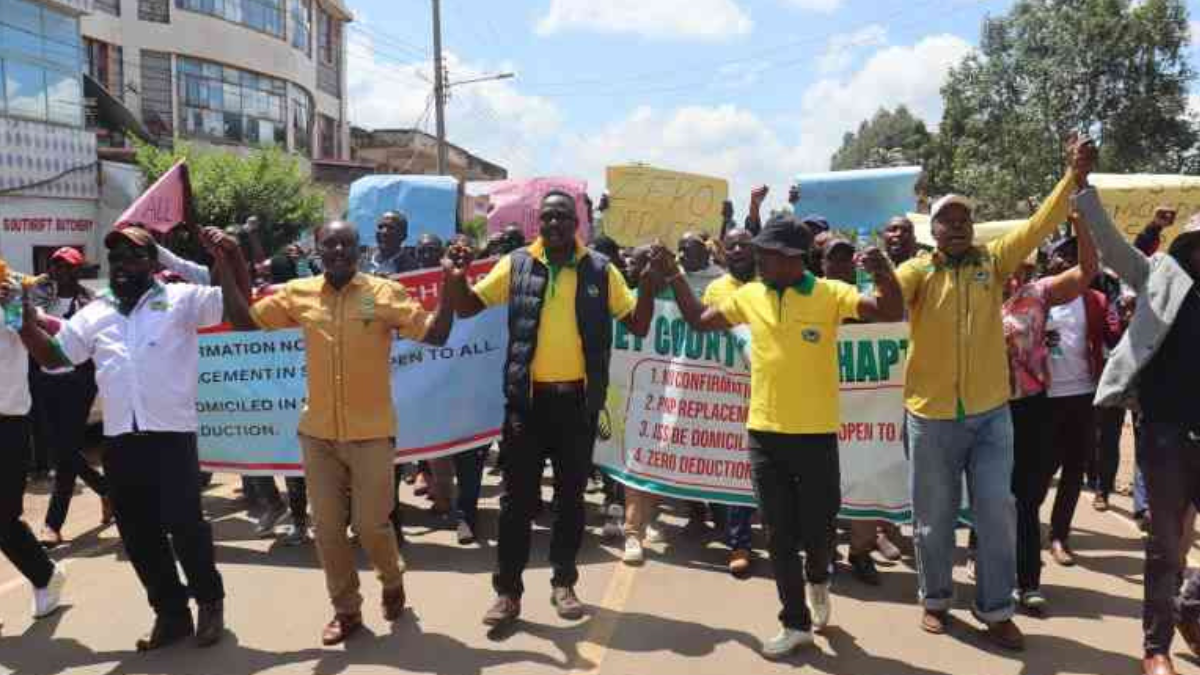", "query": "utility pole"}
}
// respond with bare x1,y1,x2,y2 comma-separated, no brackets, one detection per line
431,0,448,175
